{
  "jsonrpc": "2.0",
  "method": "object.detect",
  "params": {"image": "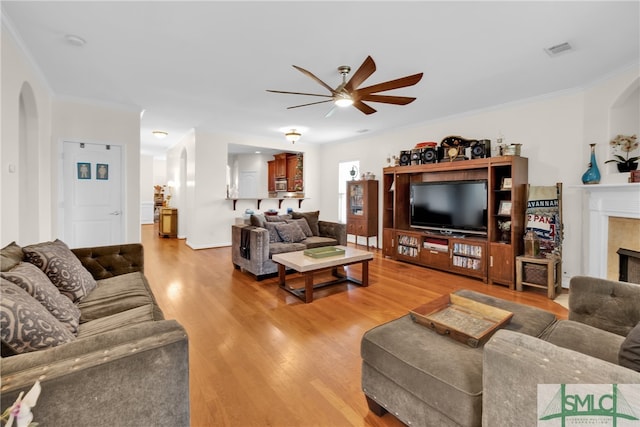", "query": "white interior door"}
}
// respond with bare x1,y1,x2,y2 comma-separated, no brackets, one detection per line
62,141,123,247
